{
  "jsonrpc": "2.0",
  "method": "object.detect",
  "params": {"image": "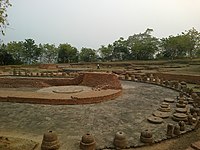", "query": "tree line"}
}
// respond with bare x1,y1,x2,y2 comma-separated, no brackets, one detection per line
0,28,200,65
